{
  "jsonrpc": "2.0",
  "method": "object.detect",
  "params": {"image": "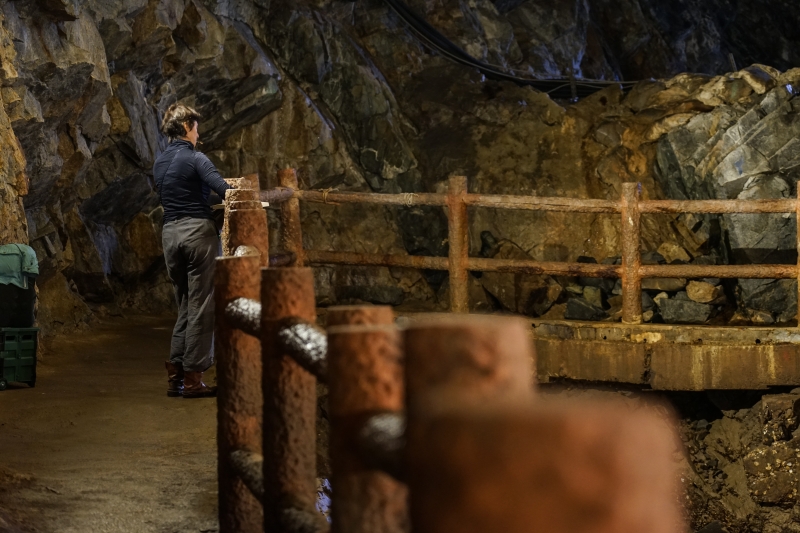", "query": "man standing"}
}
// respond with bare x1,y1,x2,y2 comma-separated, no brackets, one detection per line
154,103,231,398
